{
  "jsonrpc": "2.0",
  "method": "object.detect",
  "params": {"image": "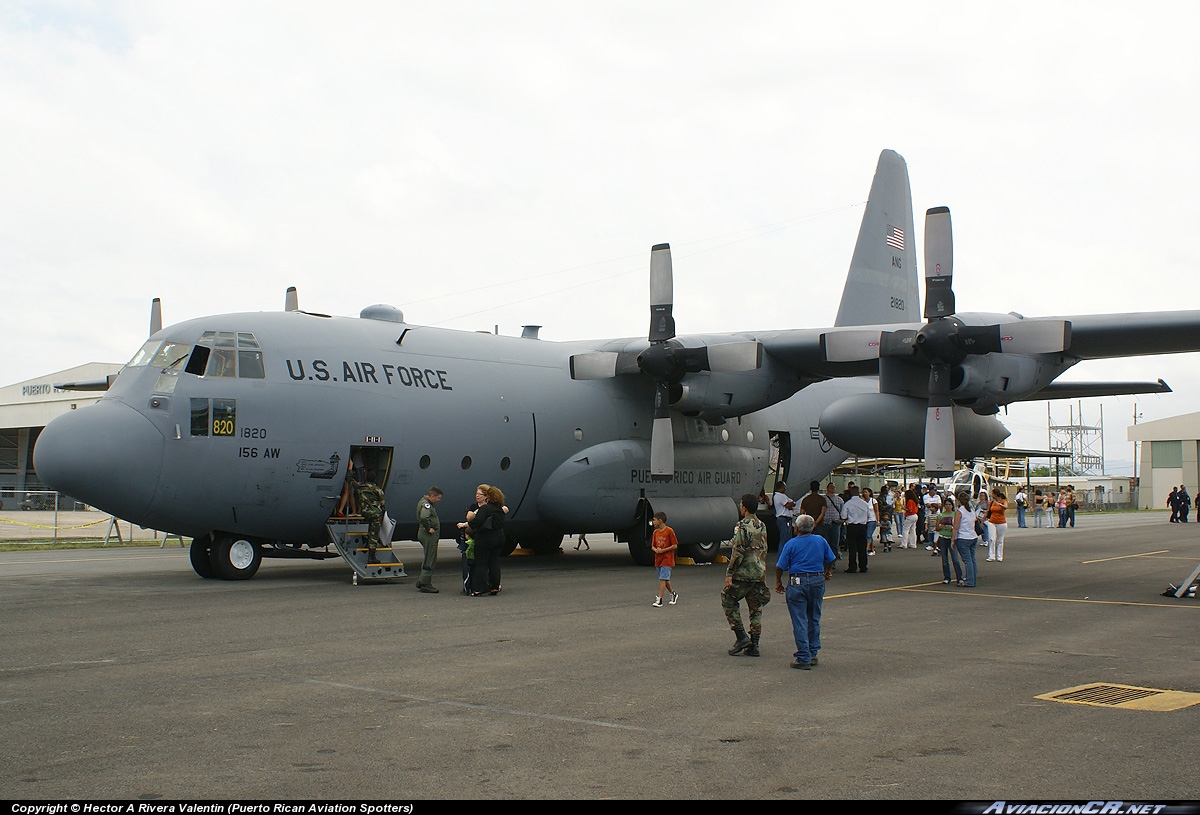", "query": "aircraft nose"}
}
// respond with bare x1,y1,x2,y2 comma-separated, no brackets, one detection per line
34,401,165,520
